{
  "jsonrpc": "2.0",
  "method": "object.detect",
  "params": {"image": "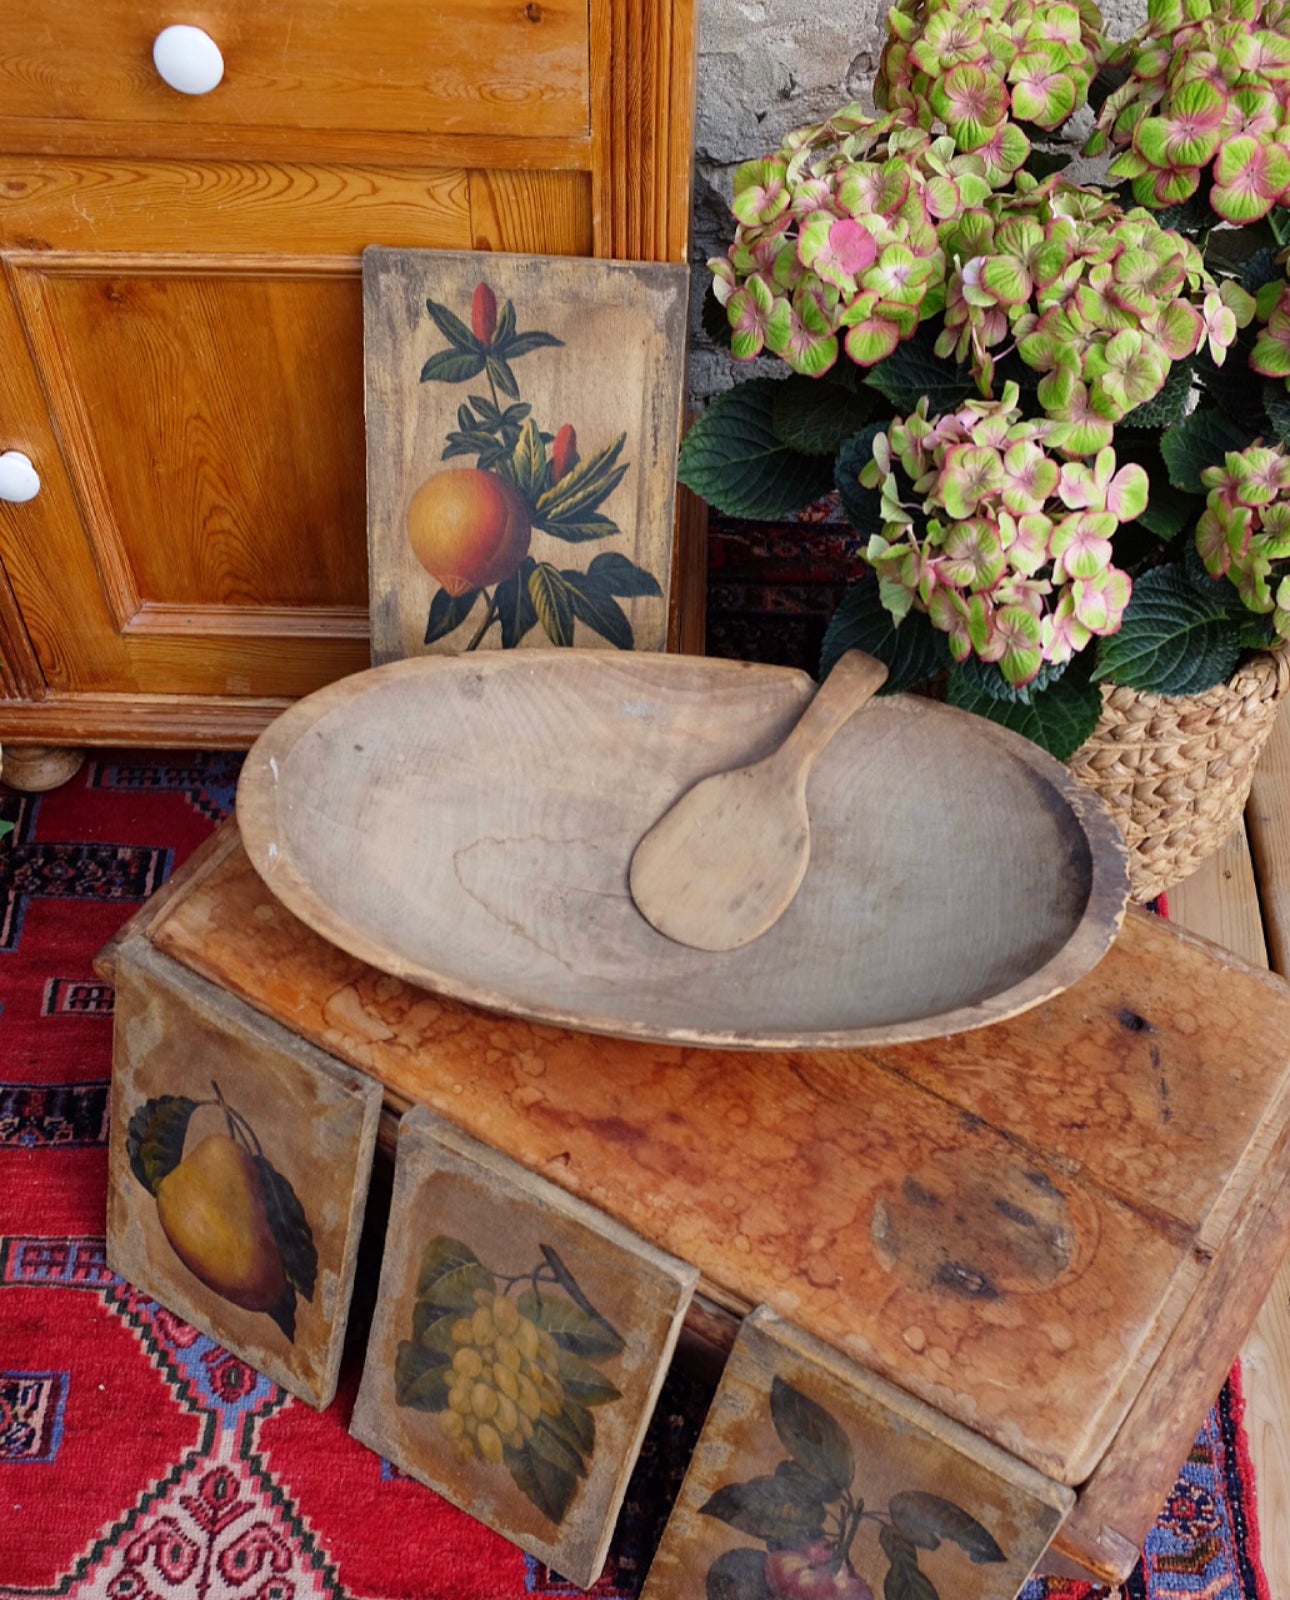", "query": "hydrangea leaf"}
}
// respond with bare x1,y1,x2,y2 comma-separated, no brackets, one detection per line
819,572,950,691
771,376,878,457
1094,563,1245,692
1160,410,1257,492
676,380,838,518
947,655,1104,758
